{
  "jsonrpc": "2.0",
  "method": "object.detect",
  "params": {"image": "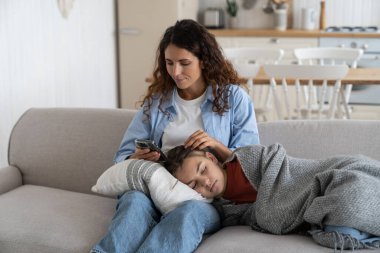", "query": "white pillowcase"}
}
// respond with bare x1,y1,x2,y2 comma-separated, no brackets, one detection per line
148,166,212,214
91,160,134,196
92,160,212,214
